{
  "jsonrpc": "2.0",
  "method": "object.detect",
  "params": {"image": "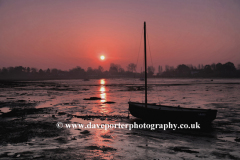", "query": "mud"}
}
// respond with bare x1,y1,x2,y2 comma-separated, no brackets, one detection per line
0,79,240,159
